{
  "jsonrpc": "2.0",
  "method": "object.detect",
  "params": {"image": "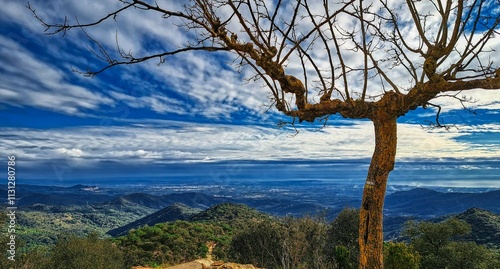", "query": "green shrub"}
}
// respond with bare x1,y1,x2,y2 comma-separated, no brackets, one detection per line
229,220,286,269
405,218,500,269
48,232,125,269
115,220,232,266
325,208,360,268
383,242,419,269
